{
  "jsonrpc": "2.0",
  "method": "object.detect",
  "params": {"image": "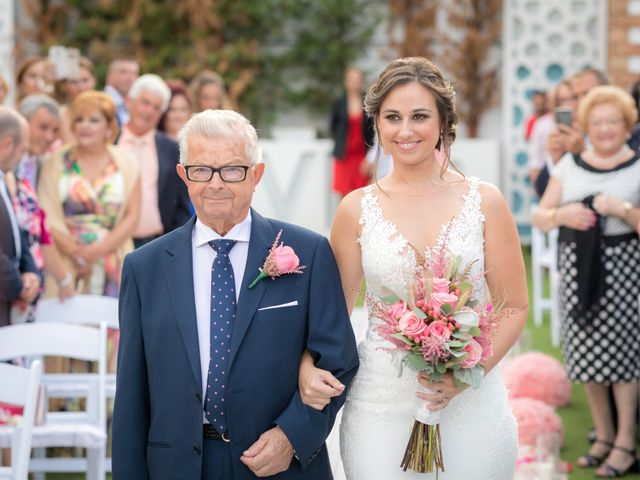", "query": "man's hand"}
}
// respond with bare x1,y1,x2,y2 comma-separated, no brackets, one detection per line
19,272,40,304
240,426,294,477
